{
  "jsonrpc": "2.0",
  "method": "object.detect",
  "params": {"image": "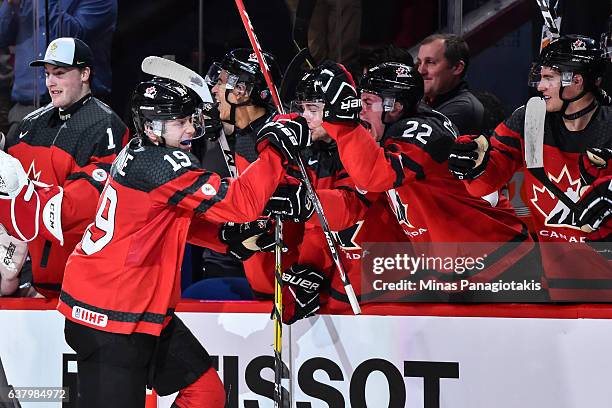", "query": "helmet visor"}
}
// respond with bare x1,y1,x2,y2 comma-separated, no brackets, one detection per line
290,100,325,129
